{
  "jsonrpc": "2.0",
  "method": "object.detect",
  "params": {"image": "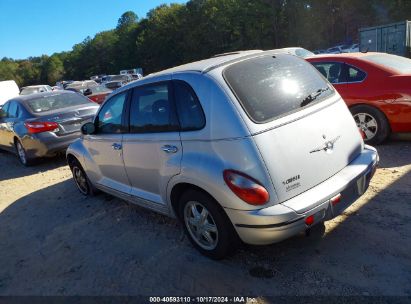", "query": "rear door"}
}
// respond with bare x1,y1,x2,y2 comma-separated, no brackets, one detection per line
83,91,131,194
121,81,182,207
